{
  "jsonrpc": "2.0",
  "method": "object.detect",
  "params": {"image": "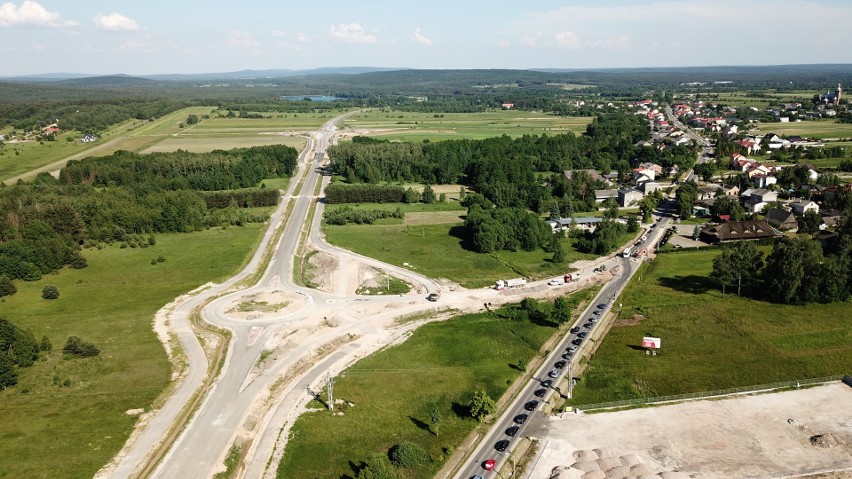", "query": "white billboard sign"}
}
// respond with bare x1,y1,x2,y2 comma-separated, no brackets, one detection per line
642,337,661,349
